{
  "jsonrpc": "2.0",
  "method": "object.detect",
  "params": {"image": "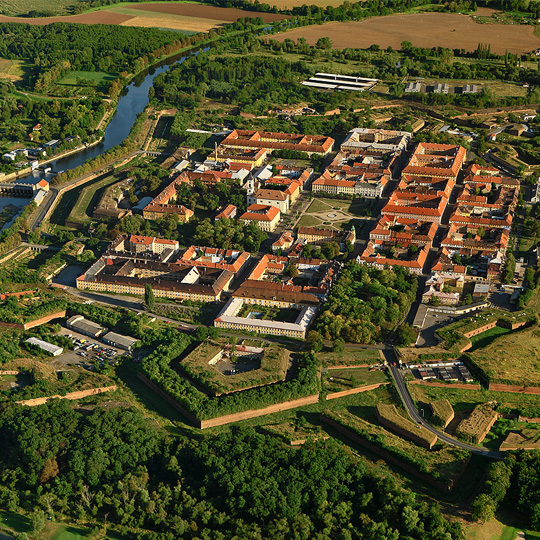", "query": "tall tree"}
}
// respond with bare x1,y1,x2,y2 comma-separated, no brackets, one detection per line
144,284,155,311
